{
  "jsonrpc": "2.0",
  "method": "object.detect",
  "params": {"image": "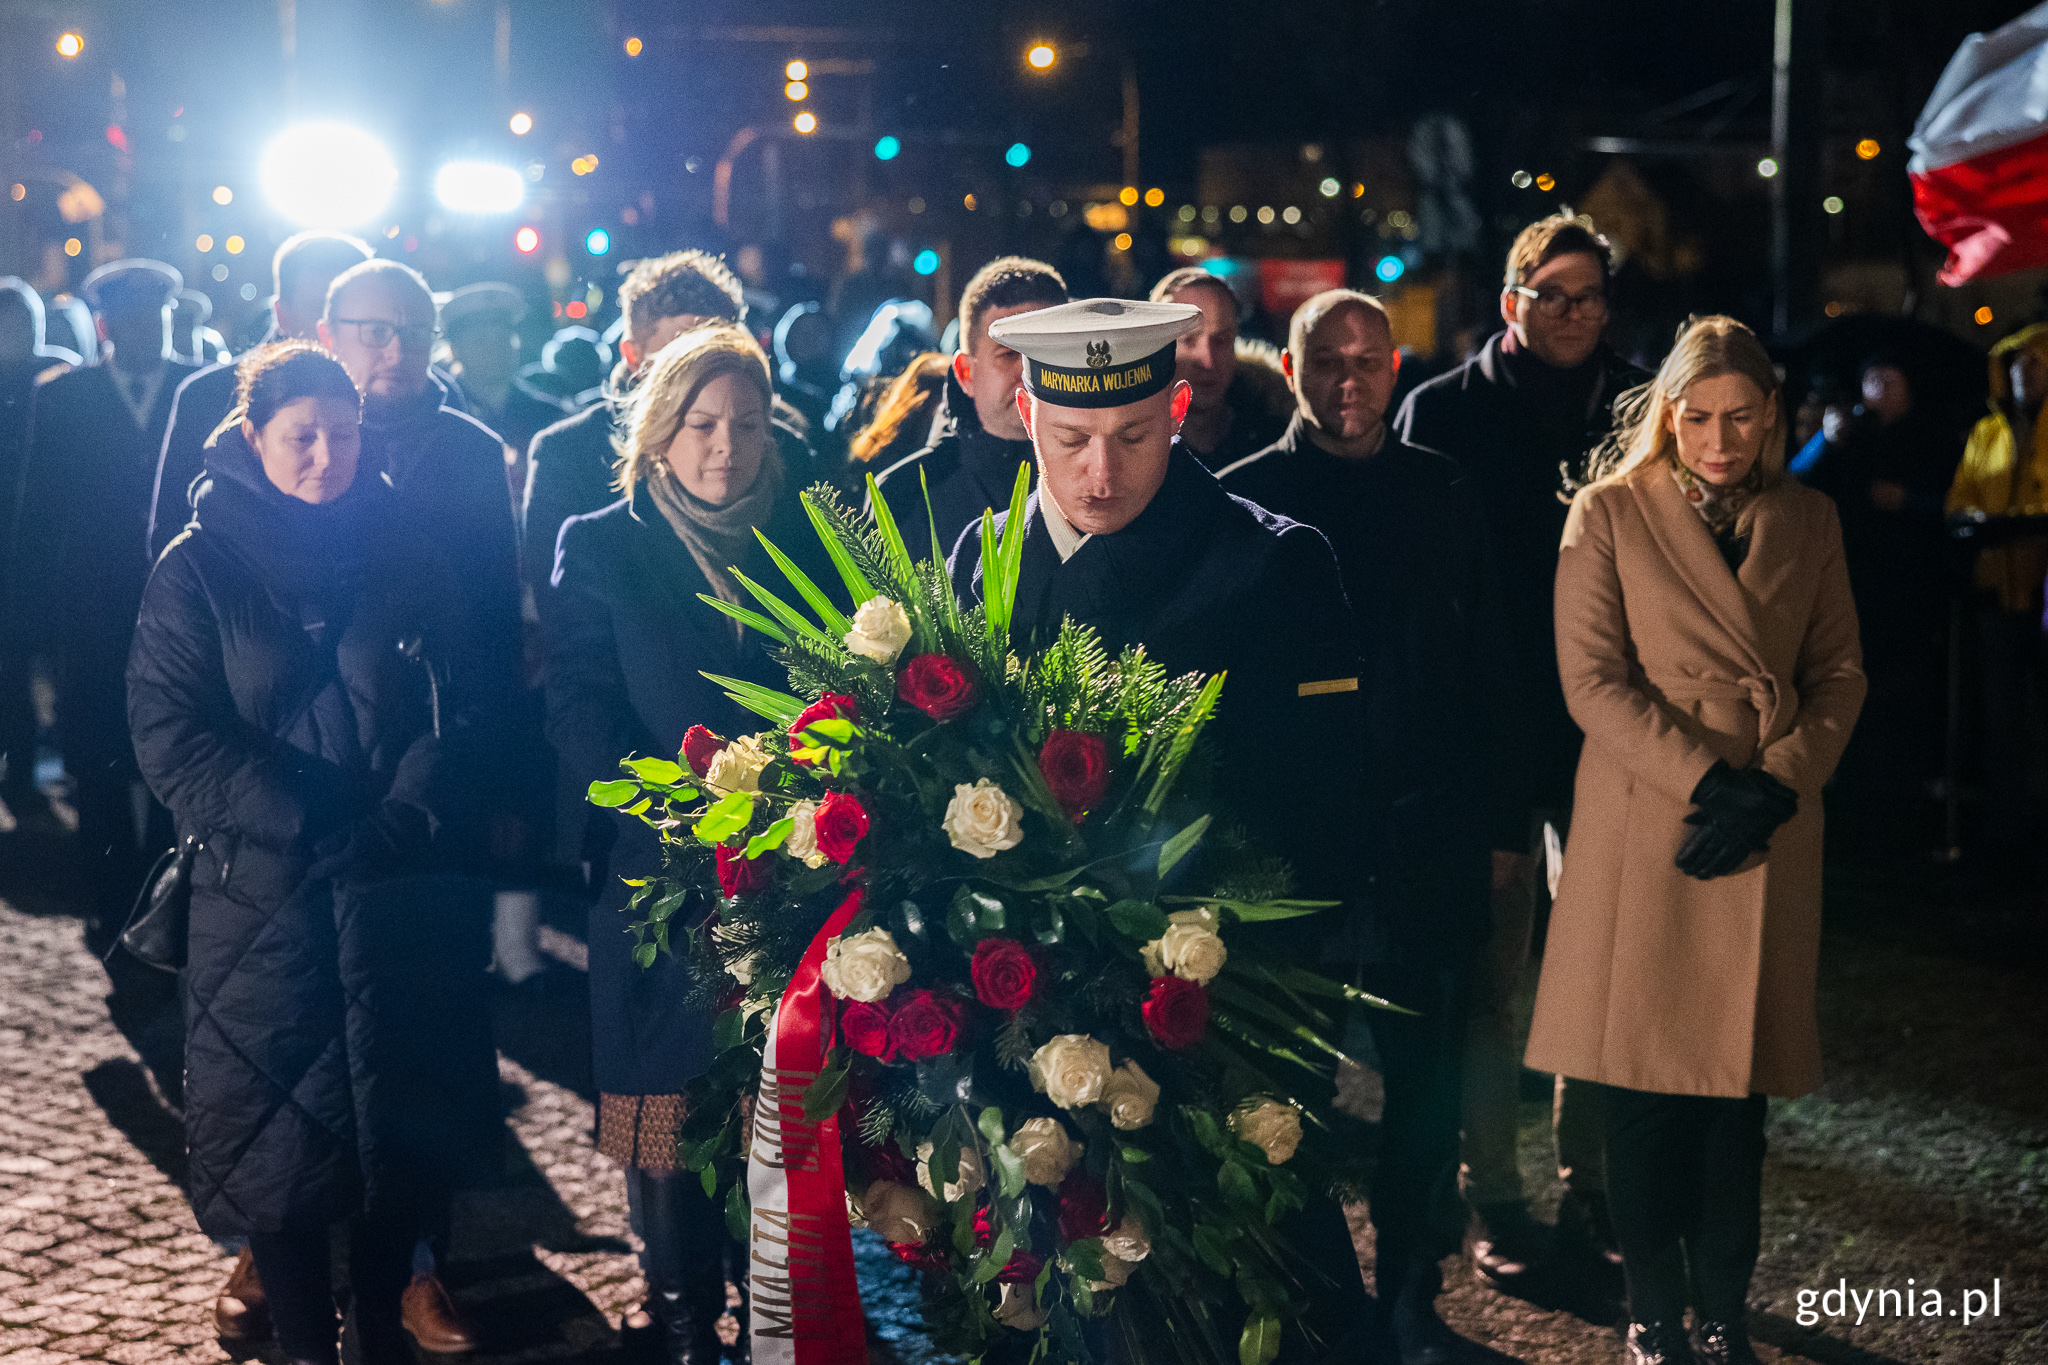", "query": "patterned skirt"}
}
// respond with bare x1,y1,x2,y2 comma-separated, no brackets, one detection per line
596,1092,688,1170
